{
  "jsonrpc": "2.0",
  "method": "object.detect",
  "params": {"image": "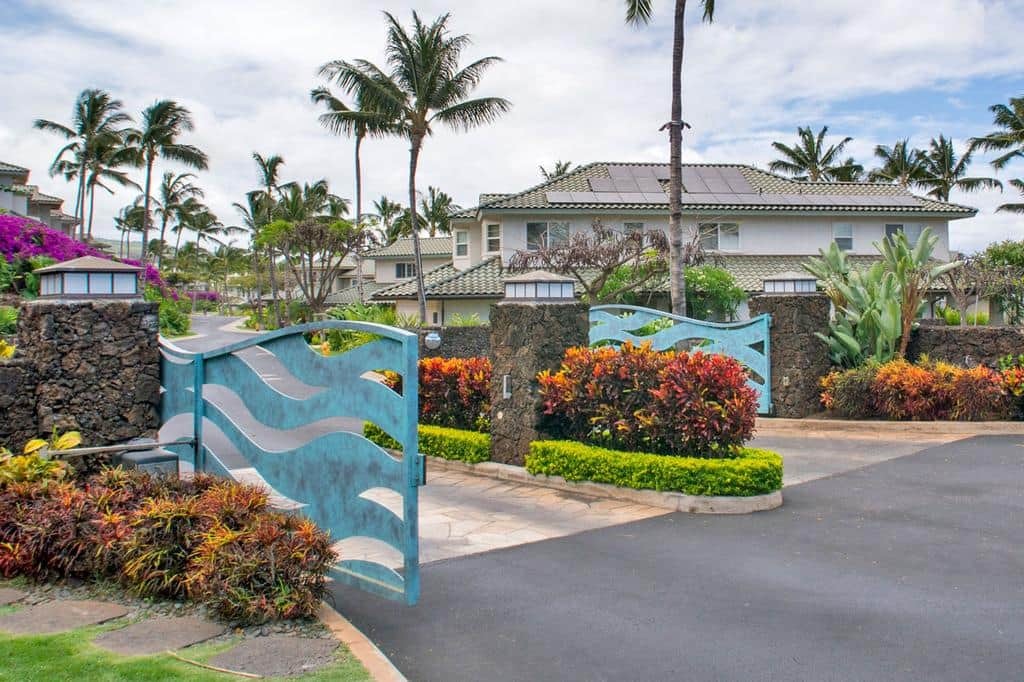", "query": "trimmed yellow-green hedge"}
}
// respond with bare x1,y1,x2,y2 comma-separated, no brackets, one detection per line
526,441,783,497
364,423,491,464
